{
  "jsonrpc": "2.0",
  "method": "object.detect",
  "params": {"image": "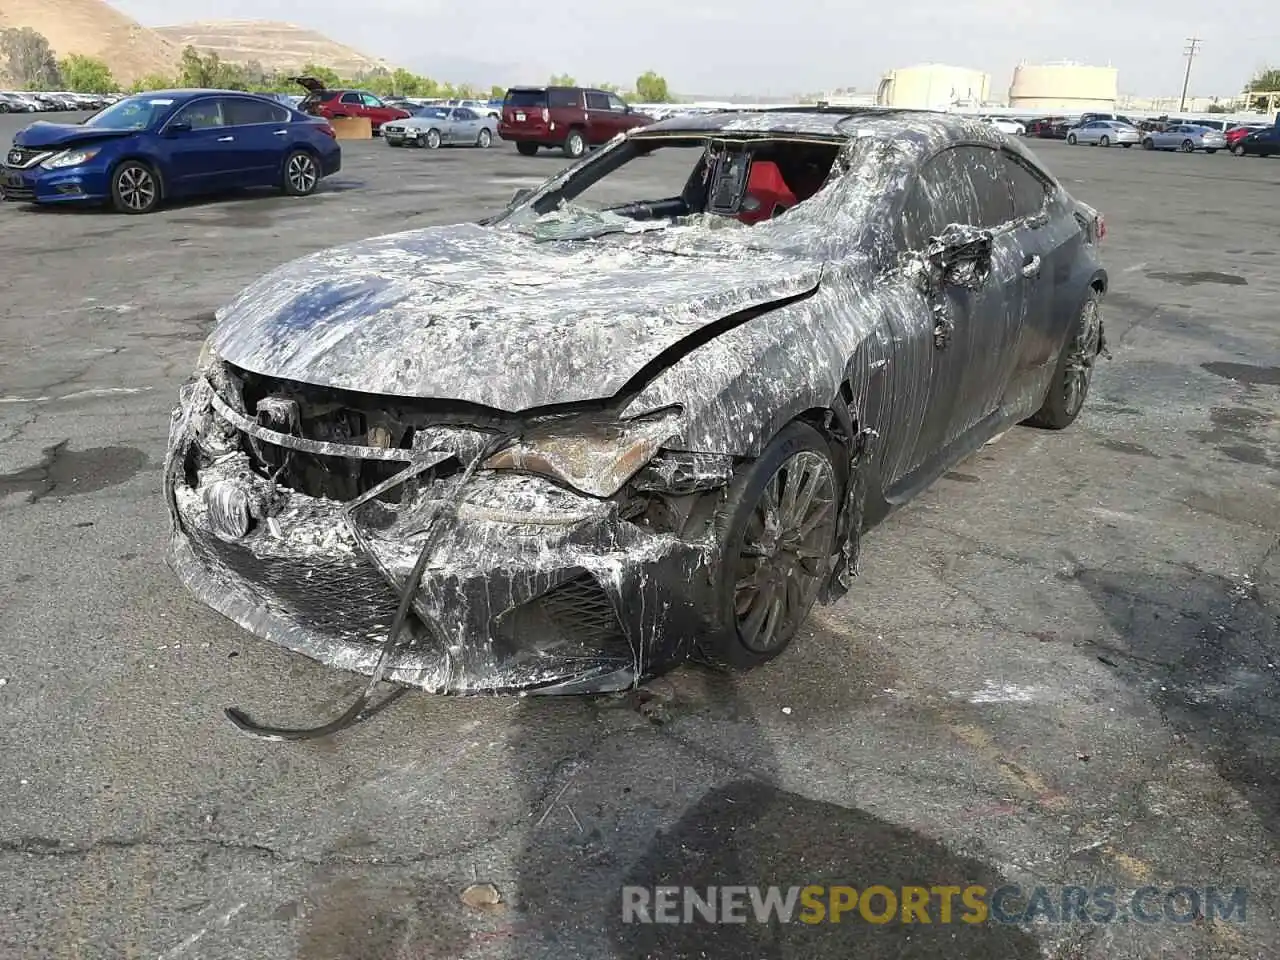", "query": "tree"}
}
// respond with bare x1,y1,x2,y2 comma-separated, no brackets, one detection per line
297,62,342,89
1243,68,1280,112
1246,68,1280,92
131,72,176,93
548,73,575,86
596,82,620,93
177,46,249,90
390,68,420,96
1,27,61,90
490,84,506,99
634,70,671,102
58,54,117,93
